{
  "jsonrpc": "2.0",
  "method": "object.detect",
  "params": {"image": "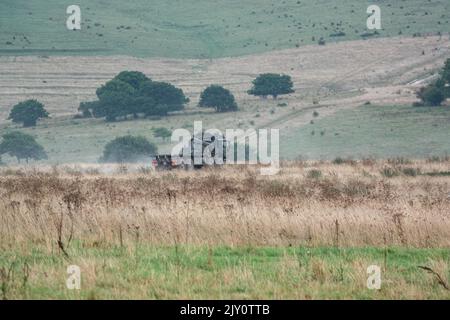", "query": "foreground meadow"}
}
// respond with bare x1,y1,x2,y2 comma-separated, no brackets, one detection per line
0,159,449,299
